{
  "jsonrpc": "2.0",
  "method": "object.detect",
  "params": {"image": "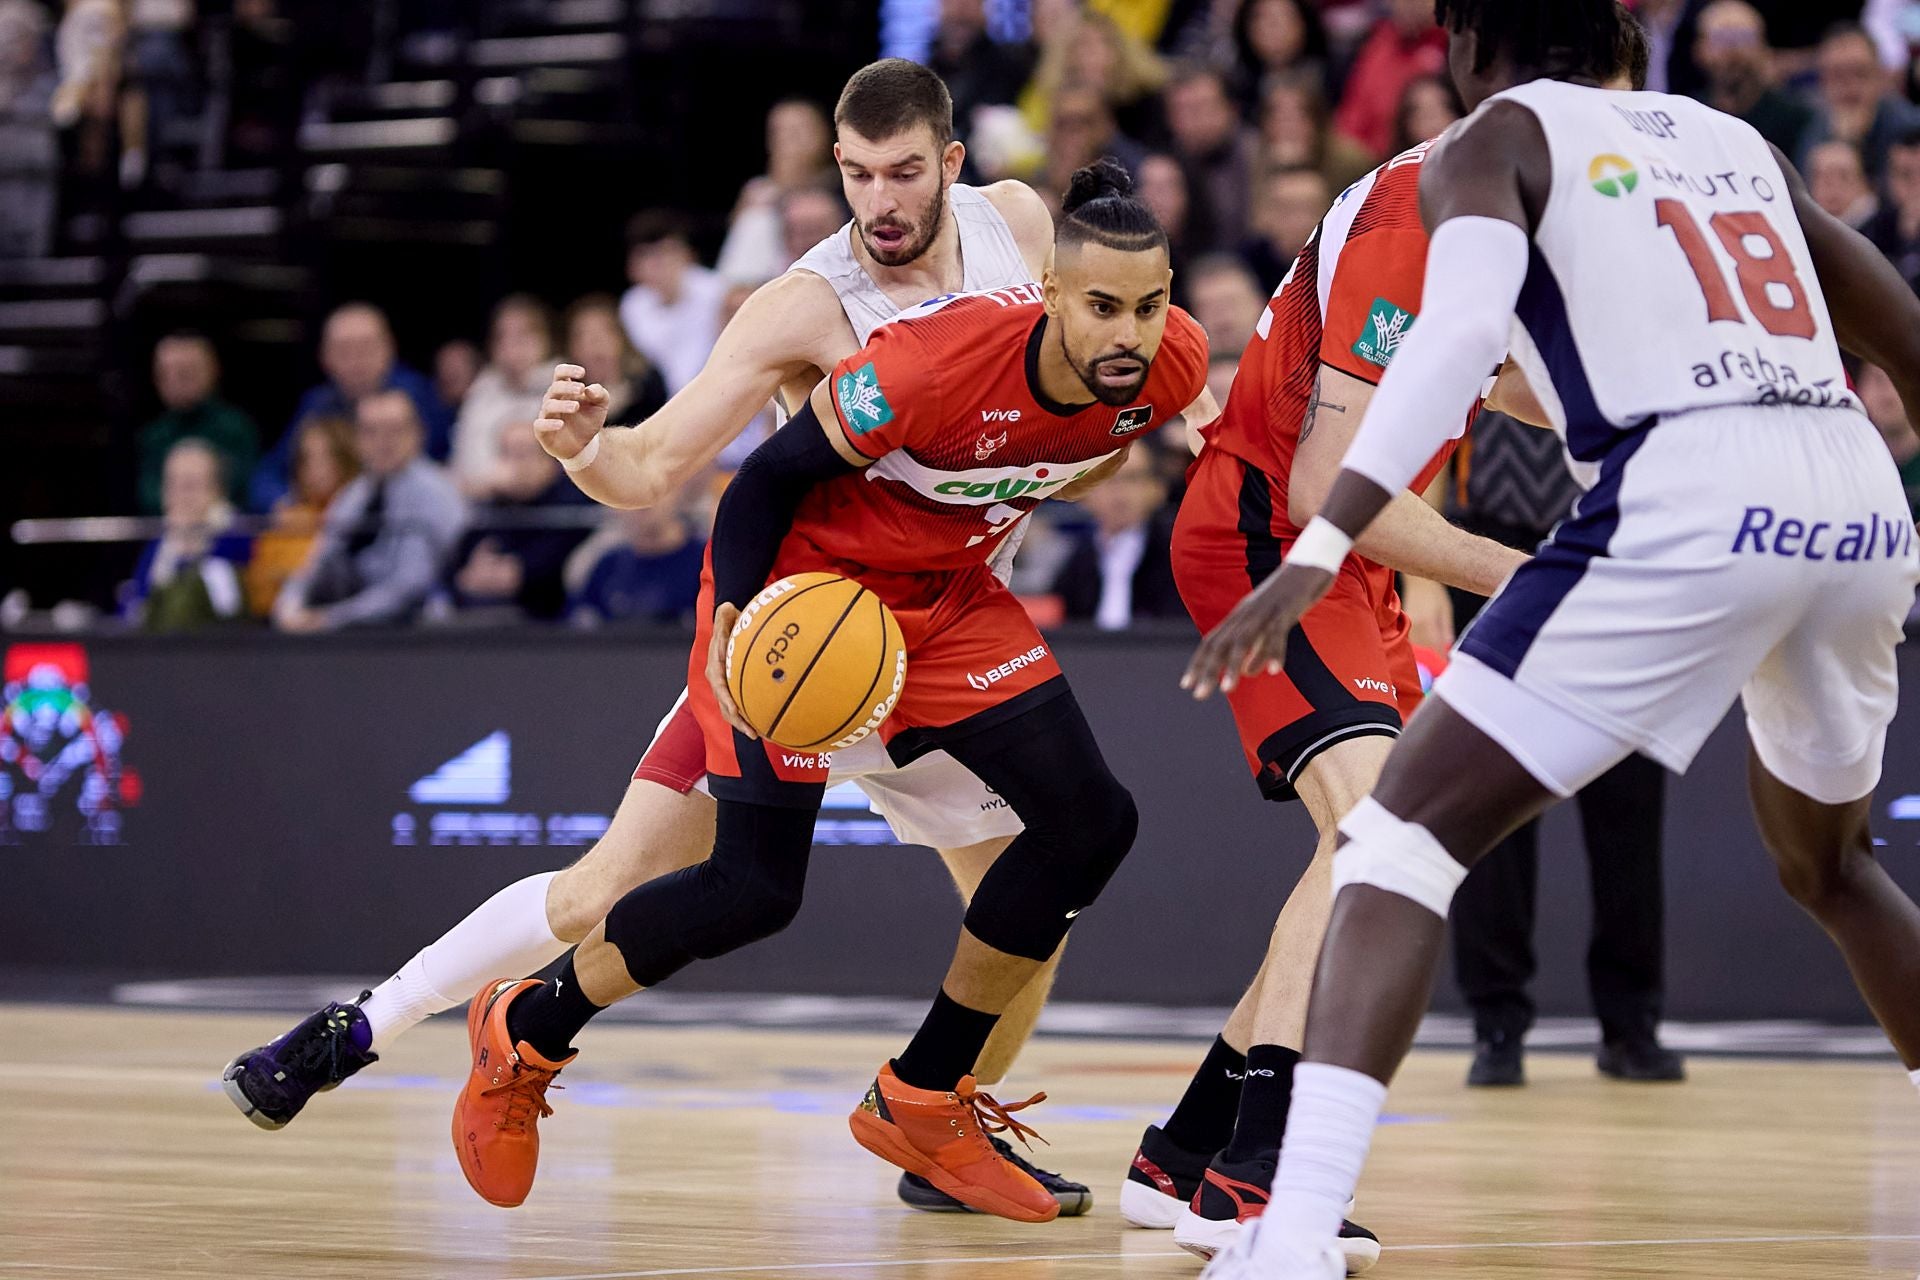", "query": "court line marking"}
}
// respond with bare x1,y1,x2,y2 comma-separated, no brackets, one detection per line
1391,1232,1920,1253
523,1255,1176,1280
518,1233,1920,1279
